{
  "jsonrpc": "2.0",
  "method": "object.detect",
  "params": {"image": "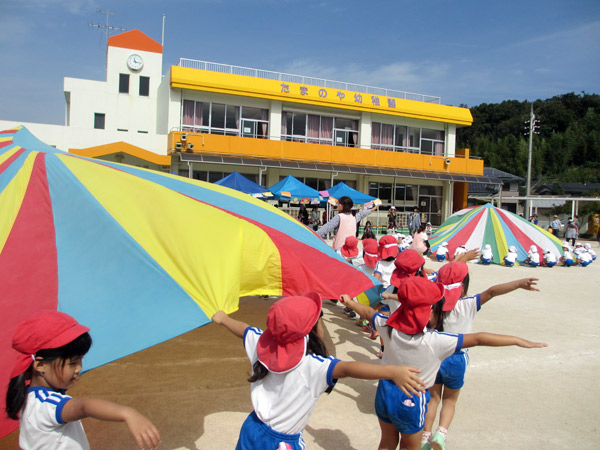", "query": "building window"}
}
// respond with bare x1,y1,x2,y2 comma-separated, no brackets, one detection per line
372,122,444,155
281,112,356,147
94,113,105,129
119,74,130,94
181,100,268,138
139,76,150,96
